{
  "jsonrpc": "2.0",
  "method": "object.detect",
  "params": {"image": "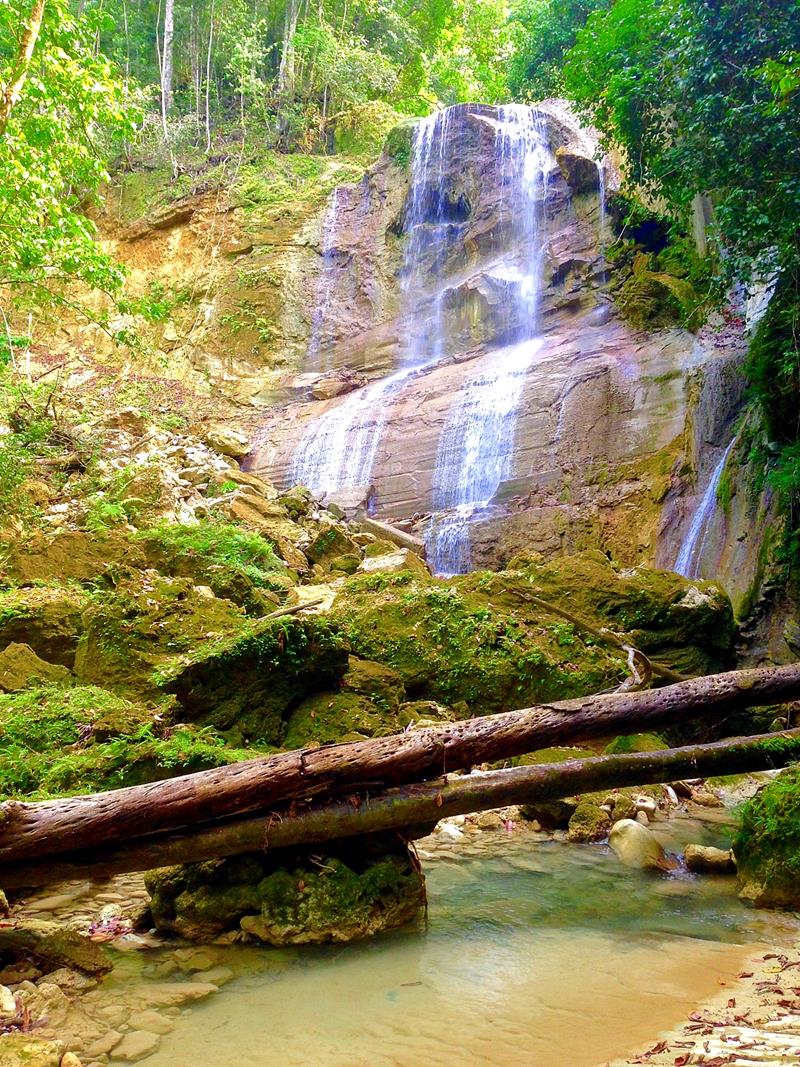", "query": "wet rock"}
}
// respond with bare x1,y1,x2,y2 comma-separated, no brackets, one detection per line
0,1035,65,1067
60,1054,83,1067
0,643,74,692
555,147,601,194
519,797,577,830
609,819,673,870
684,844,736,874
128,1010,175,1036
84,1031,123,1059
567,800,611,842
109,1031,161,1062
0,920,112,976
146,837,425,945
